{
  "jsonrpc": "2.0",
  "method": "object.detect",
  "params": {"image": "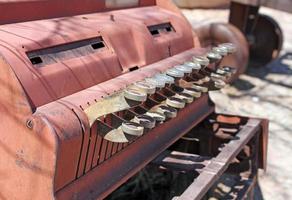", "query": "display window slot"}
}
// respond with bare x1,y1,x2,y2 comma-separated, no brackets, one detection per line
27,36,107,66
